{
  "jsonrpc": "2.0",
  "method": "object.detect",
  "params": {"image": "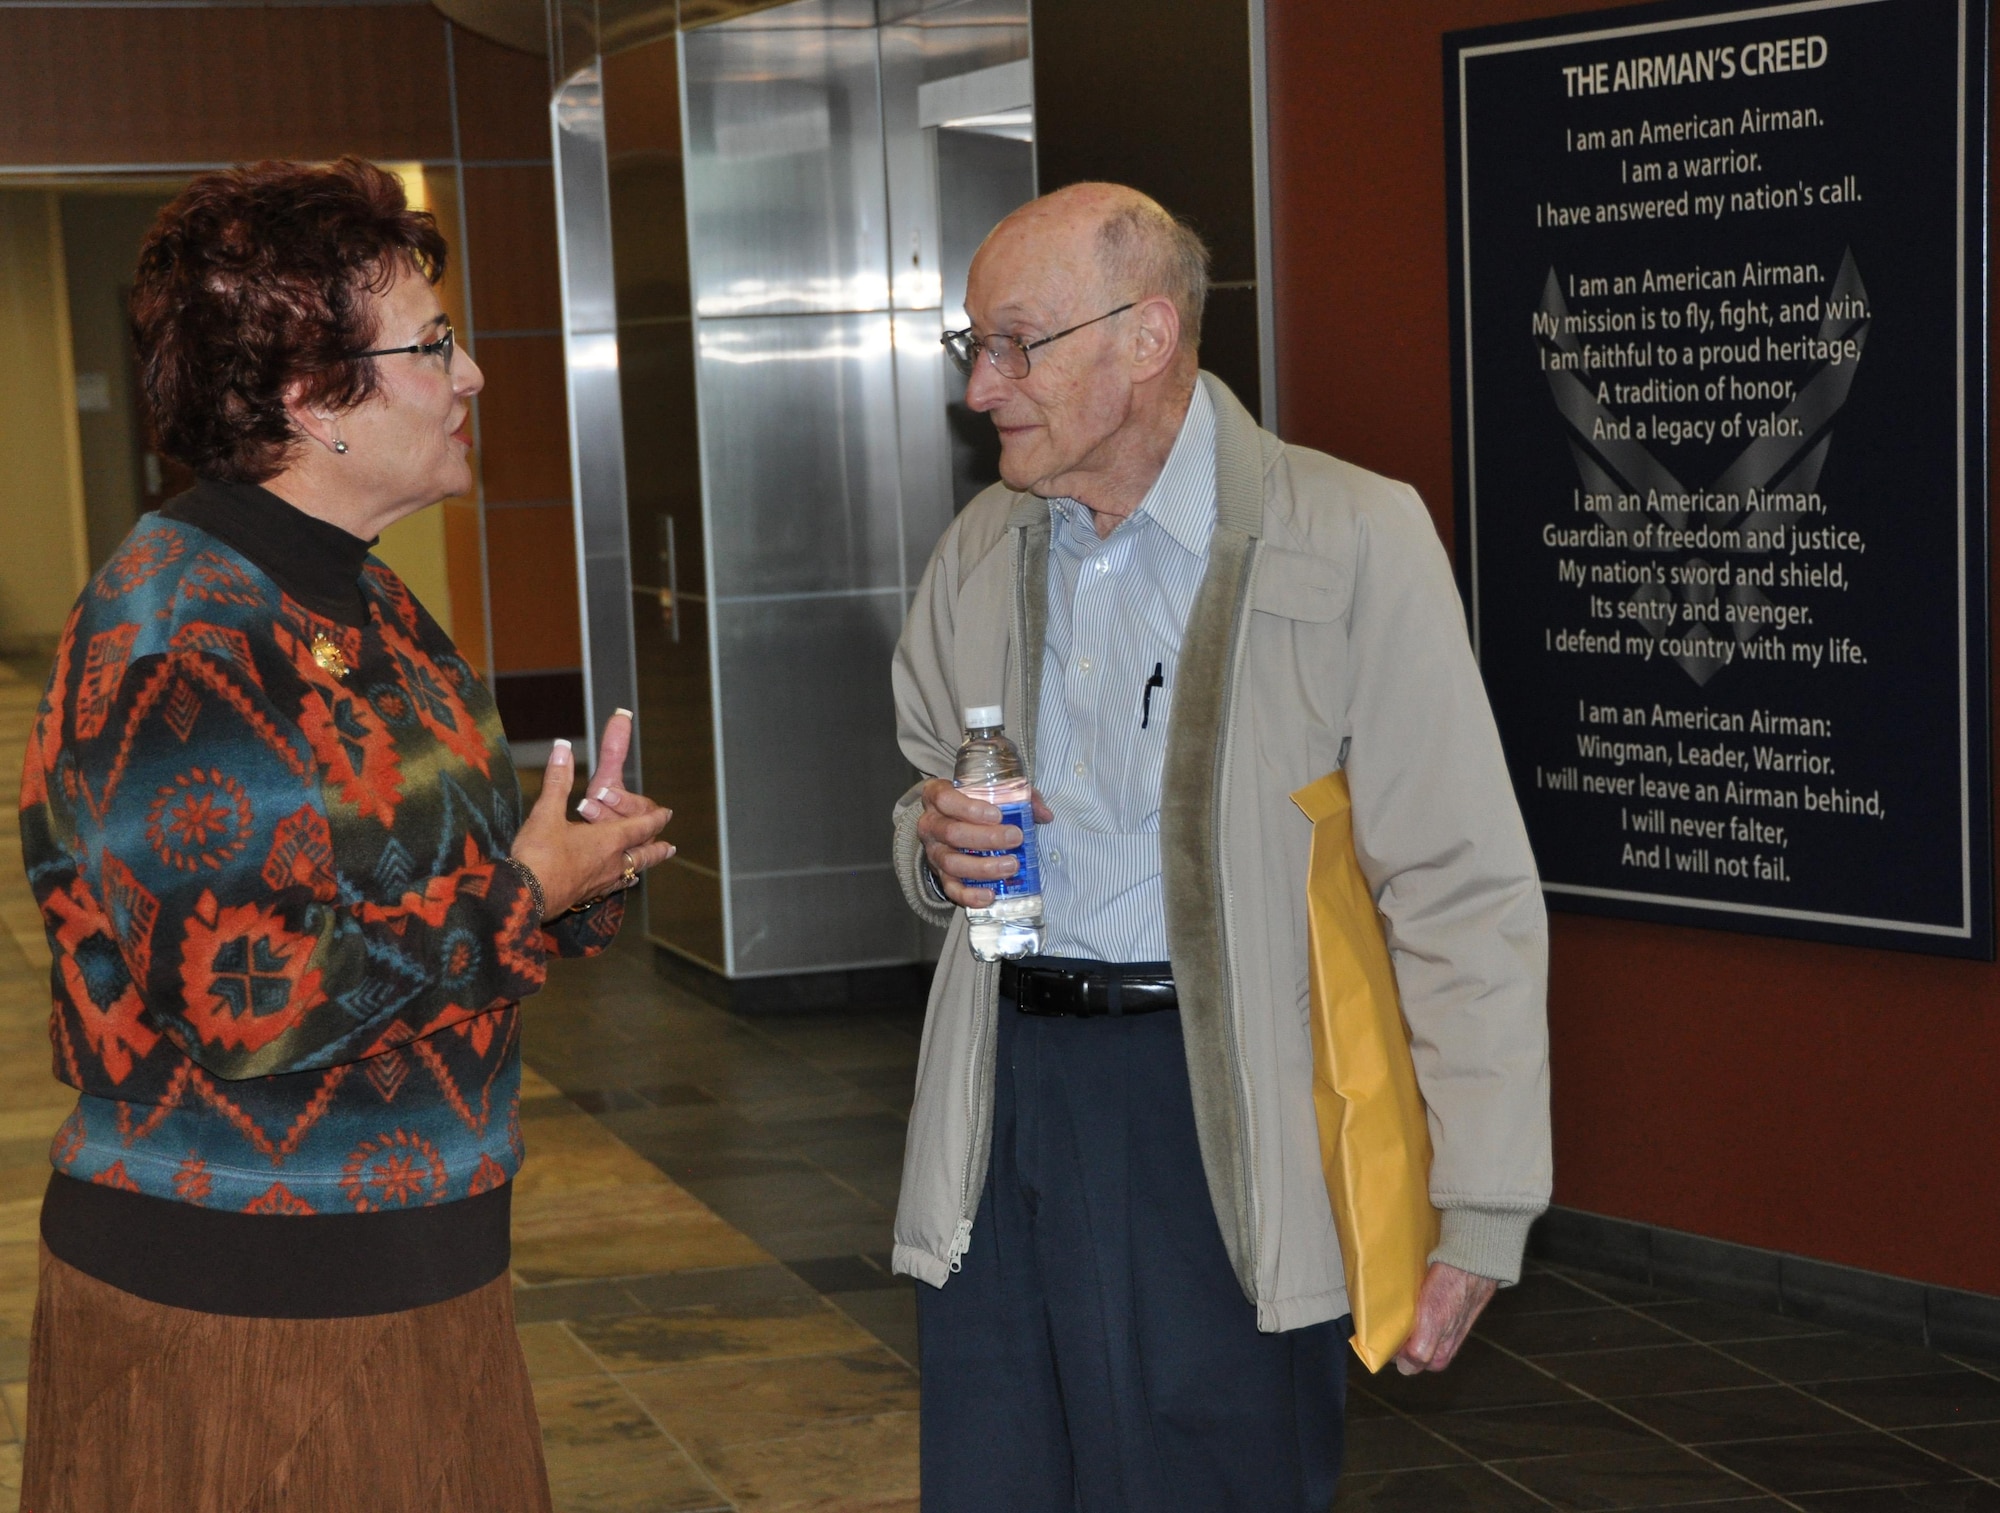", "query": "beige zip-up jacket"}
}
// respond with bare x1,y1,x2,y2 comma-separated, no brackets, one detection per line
889,375,1551,1332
